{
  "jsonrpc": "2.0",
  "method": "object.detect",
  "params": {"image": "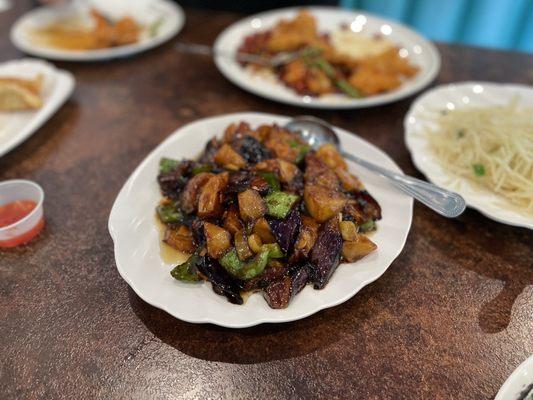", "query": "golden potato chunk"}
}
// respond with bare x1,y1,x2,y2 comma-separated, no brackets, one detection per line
342,234,377,262
304,185,346,223
253,218,276,243
214,143,246,170
316,144,347,170
294,215,319,257
180,172,213,214
264,129,300,163
235,230,253,261
204,222,231,259
254,158,299,183
247,233,263,253
334,168,363,191
304,153,340,190
222,205,243,235
197,172,229,219
238,189,266,222
340,220,358,241
163,226,195,253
